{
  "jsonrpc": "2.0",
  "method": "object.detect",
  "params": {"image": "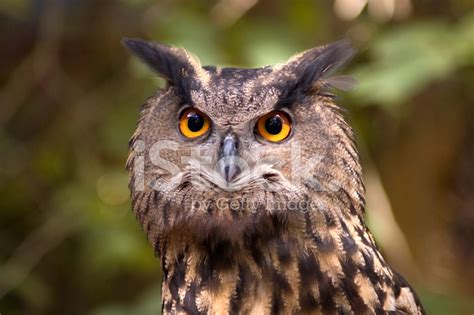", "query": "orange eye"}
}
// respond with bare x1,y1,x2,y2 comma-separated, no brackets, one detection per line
179,108,210,139
257,111,292,143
